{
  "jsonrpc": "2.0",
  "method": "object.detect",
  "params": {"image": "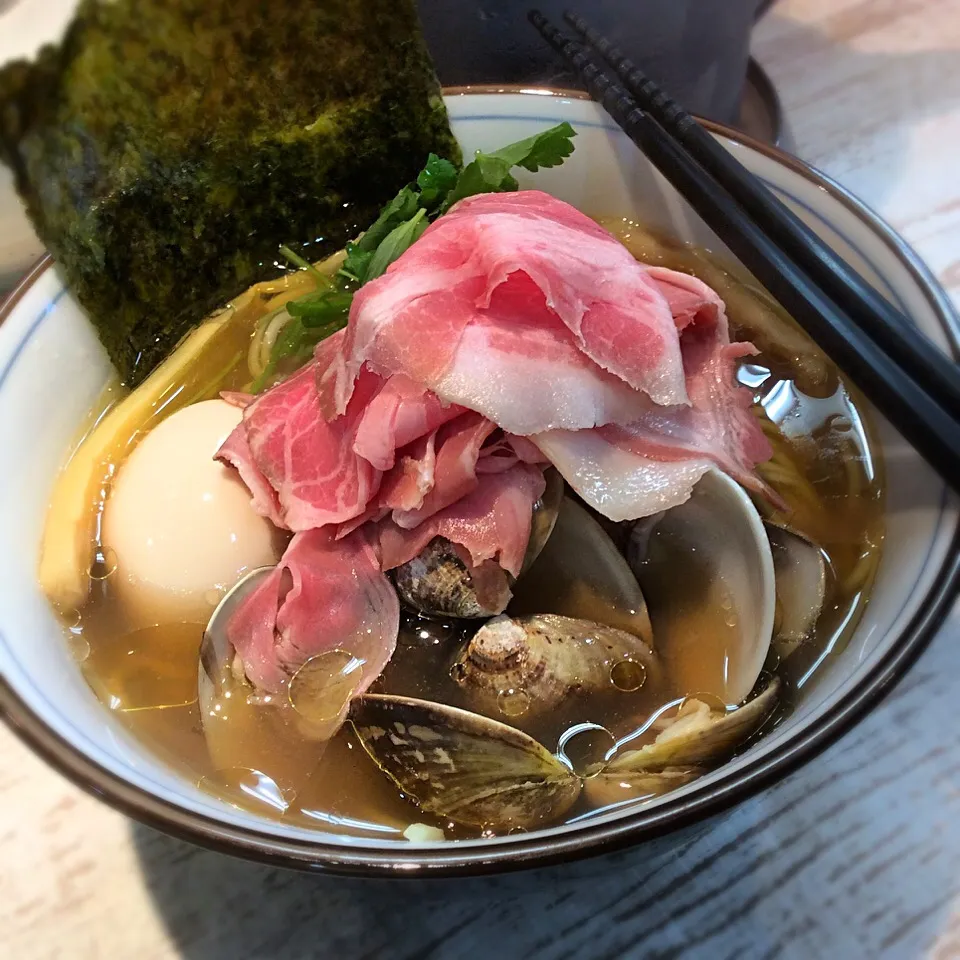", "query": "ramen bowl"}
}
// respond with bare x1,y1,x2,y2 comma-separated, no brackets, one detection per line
0,89,957,875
